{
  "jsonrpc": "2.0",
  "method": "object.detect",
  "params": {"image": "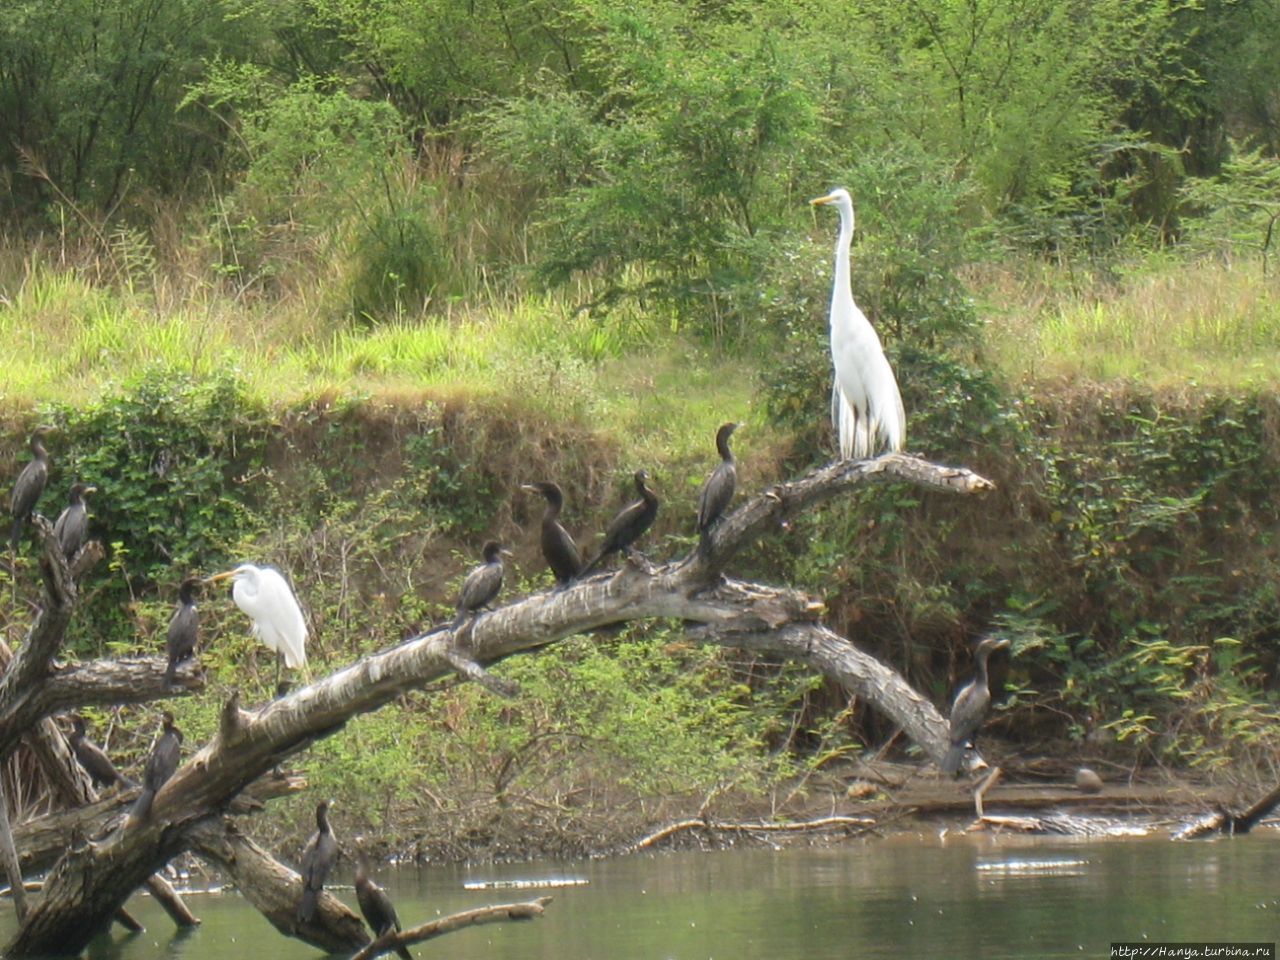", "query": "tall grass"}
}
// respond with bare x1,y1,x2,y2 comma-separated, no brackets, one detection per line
979,257,1280,387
